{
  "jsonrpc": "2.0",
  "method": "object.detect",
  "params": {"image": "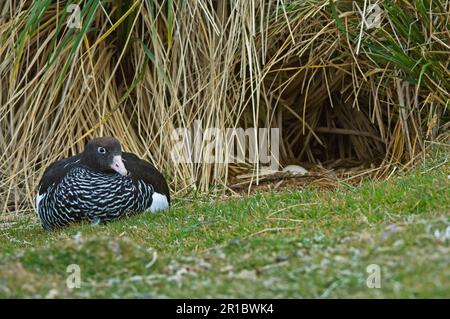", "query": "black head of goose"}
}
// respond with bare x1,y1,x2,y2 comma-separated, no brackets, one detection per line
36,137,170,230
